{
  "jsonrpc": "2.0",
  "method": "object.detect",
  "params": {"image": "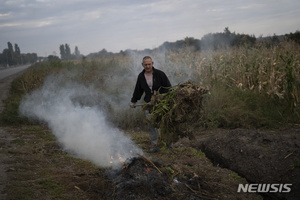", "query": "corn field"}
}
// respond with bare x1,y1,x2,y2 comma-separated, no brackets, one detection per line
157,42,300,114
